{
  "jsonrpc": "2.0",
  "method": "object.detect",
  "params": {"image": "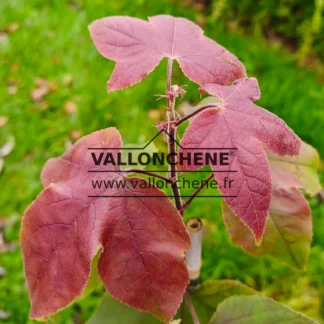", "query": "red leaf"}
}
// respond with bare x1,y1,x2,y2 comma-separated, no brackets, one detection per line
21,128,190,322
178,78,300,243
88,15,246,92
